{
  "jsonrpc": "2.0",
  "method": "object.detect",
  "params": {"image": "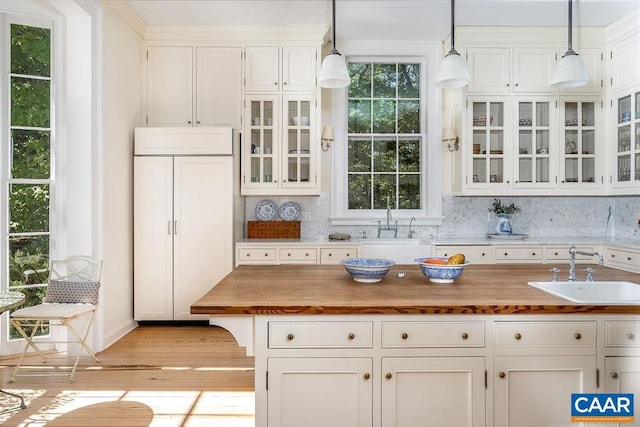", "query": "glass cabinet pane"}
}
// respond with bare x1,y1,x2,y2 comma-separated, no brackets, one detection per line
615,92,639,184
471,101,504,184
562,101,595,184
619,95,631,123
285,99,312,184
248,99,276,185
517,101,549,185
